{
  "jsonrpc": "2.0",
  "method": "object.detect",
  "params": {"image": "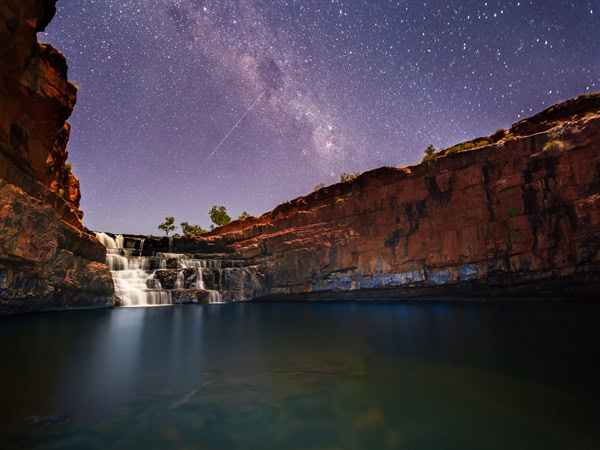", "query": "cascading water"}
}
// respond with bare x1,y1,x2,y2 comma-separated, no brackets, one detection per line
95,232,225,306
